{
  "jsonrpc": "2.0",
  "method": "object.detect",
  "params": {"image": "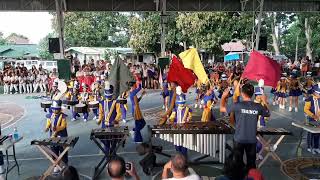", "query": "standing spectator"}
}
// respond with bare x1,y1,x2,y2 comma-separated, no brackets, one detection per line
3,72,9,94
90,59,96,71
10,72,18,94
73,53,81,73
301,57,308,76
162,153,200,180
142,63,148,88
